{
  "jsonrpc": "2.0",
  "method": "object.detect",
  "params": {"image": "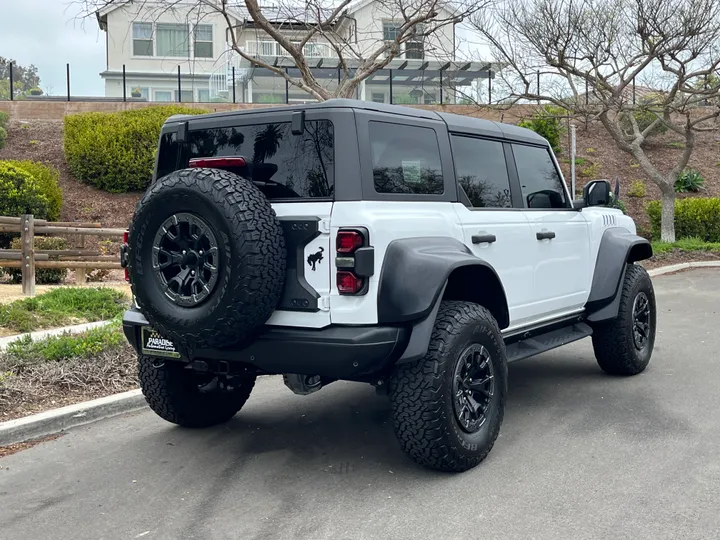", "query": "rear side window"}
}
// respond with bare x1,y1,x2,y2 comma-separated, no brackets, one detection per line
187,120,334,200
451,135,512,208
512,144,568,209
369,121,444,195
